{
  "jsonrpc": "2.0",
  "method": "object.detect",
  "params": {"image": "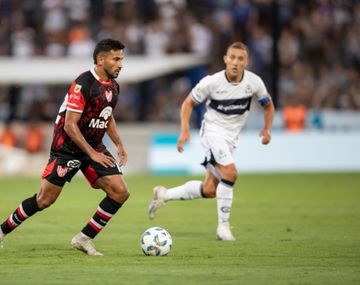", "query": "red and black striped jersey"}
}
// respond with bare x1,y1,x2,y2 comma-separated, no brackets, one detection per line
51,68,120,156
